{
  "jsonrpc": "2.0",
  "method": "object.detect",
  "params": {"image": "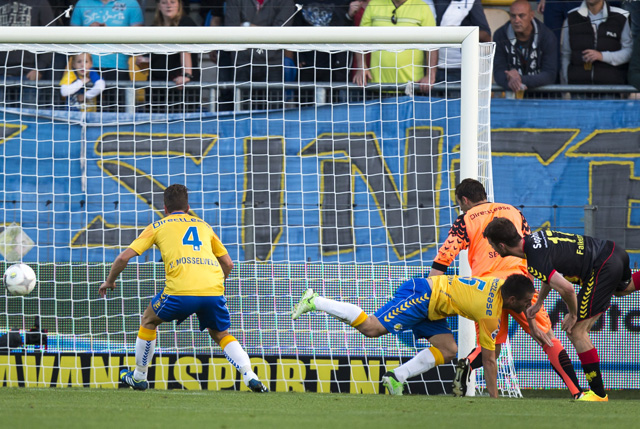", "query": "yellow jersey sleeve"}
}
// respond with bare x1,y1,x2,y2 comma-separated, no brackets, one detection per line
211,230,228,258
129,224,155,255
477,316,501,351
